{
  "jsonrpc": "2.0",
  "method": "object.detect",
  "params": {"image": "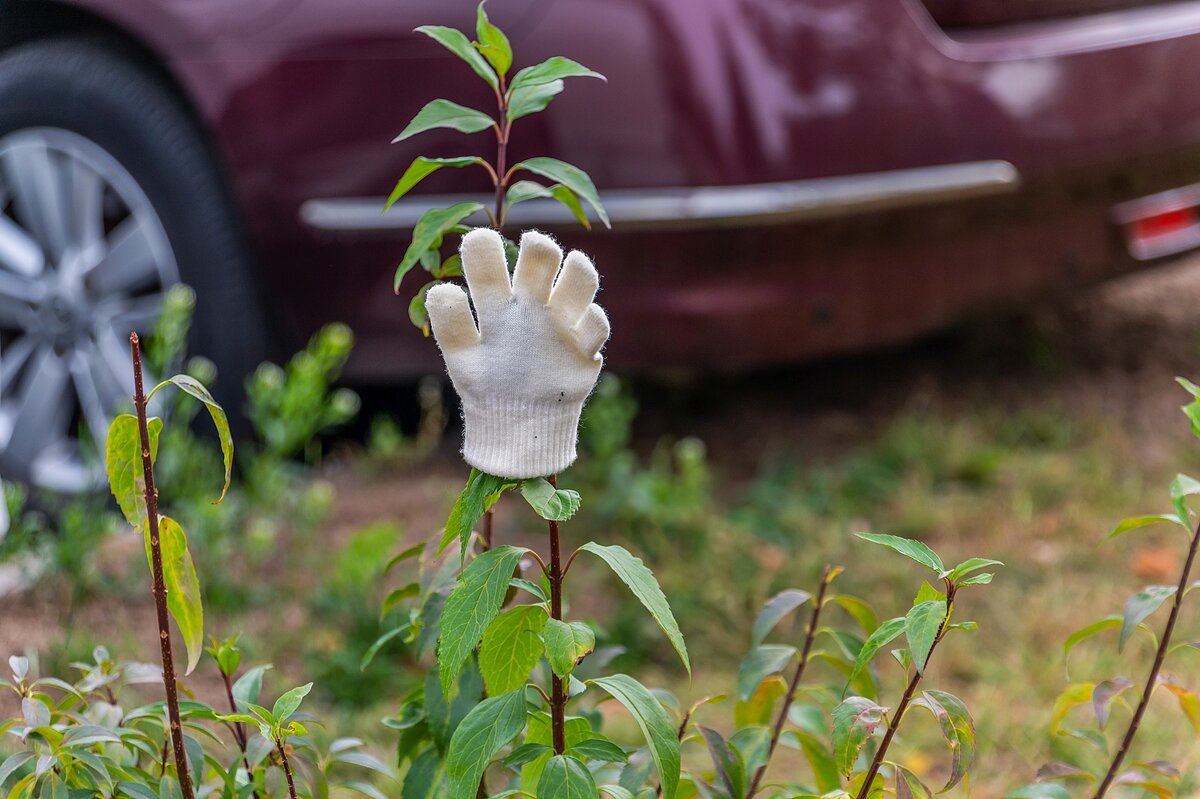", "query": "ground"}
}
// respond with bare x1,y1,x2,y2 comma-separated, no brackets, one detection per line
7,254,1200,797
